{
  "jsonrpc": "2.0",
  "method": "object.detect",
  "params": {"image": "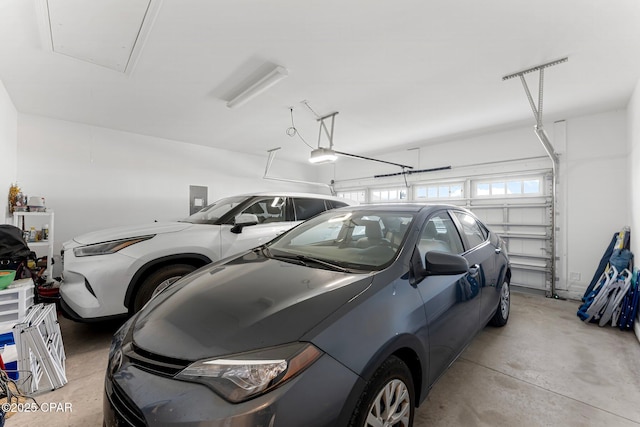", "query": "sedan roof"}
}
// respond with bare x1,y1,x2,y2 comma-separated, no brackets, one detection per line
337,203,461,213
